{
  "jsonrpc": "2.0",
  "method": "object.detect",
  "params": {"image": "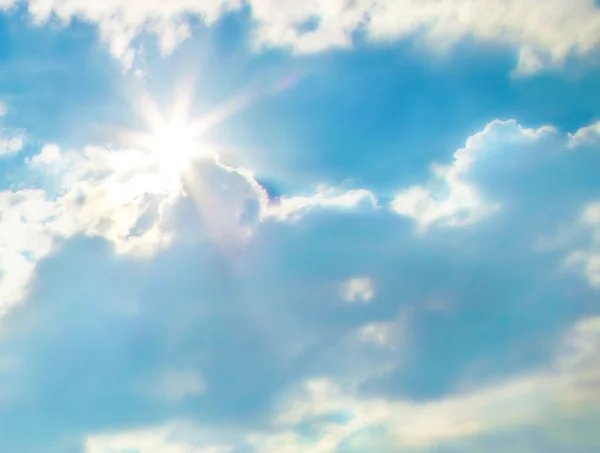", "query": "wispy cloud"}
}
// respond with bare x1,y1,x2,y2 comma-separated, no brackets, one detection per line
88,314,600,453
340,277,375,304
